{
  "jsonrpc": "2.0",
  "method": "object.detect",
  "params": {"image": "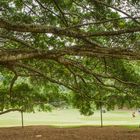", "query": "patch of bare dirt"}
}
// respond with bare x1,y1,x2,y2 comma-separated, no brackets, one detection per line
0,126,139,140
